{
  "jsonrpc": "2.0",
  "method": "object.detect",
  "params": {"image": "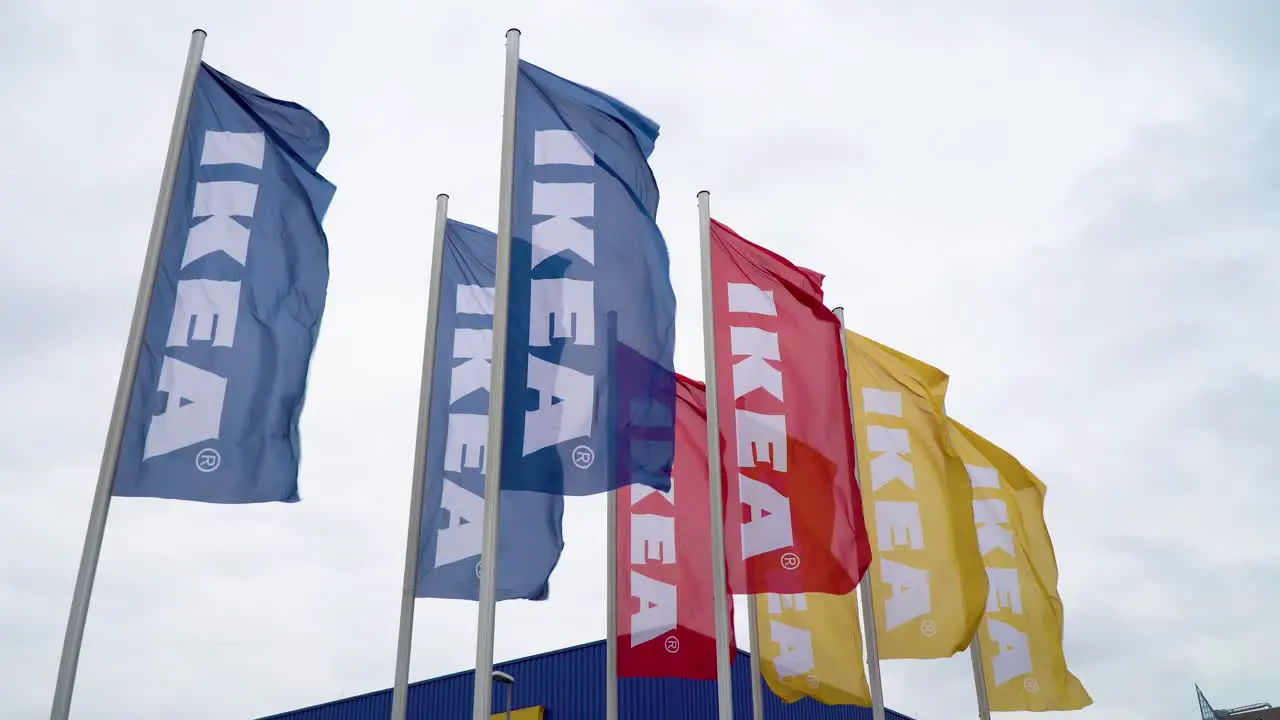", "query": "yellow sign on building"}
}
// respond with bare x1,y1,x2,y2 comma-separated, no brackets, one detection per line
491,706,543,720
